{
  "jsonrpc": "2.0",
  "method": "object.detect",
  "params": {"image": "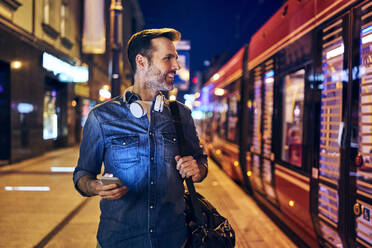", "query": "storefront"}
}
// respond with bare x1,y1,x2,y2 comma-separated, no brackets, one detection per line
41,52,89,148
0,27,89,163
0,60,10,165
